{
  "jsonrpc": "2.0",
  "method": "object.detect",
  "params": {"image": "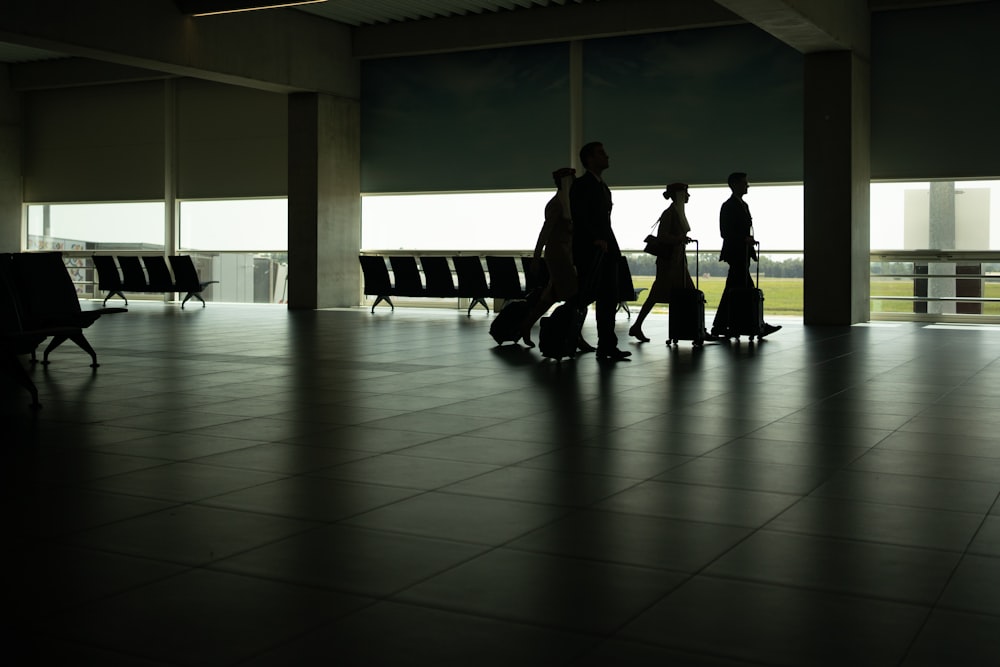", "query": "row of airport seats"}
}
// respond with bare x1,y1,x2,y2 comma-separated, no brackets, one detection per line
1,251,126,408
92,254,219,309
359,254,642,317
359,255,546,316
